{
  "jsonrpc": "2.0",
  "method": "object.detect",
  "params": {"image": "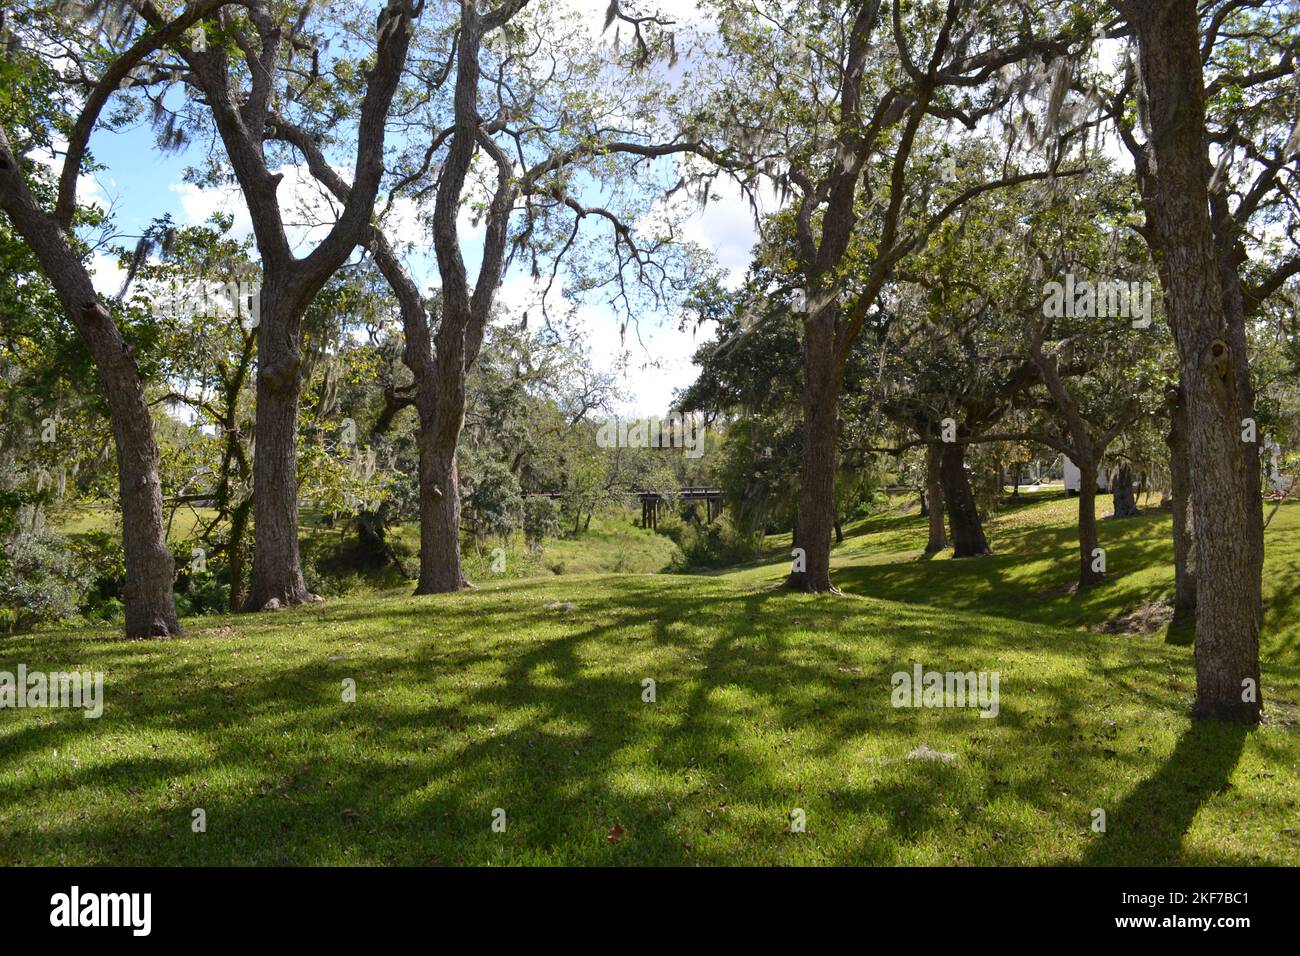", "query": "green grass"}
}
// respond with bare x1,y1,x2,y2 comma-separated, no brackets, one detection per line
722,489,1300,659
3,491,1297,865
422,512,681,580
55,502,677,583
52,503,219,542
